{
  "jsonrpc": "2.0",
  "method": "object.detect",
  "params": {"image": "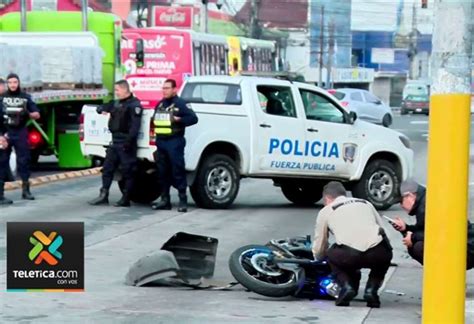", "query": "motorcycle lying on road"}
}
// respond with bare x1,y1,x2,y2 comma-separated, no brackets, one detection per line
229,236,340,299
